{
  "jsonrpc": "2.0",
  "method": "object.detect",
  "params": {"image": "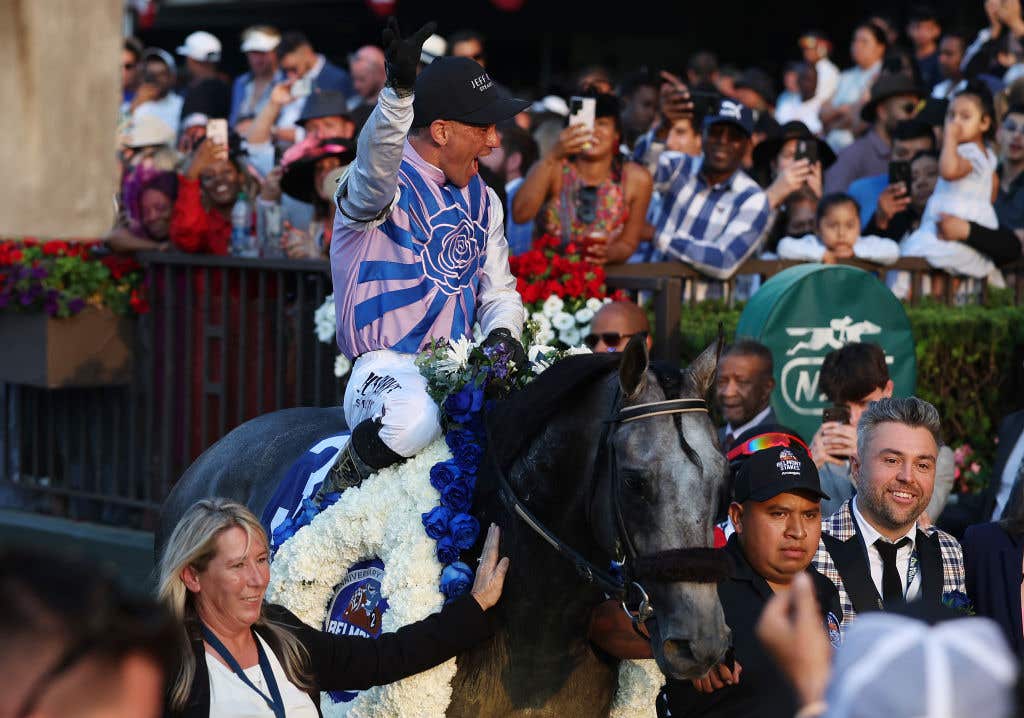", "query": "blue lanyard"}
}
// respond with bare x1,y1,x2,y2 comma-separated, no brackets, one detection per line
201,624,286,718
